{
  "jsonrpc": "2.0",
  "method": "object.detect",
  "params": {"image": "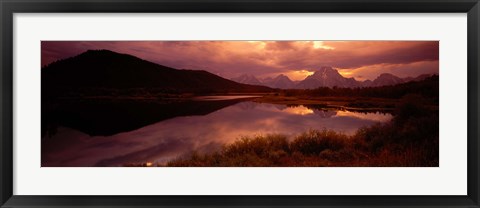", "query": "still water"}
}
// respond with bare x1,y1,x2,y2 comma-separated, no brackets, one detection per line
42,97,392,167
